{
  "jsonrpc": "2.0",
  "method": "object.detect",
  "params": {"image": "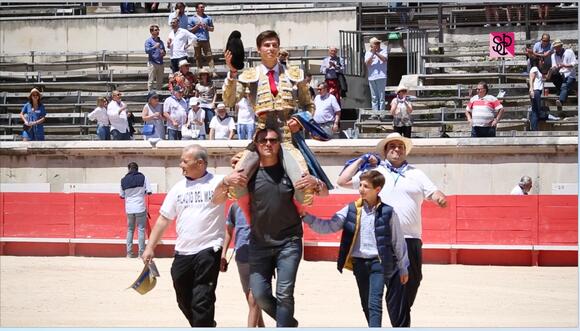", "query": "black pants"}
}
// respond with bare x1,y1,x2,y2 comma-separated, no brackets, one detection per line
405,238,423,308
394,125,412,138
170,56,188,73
171,247,222,327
